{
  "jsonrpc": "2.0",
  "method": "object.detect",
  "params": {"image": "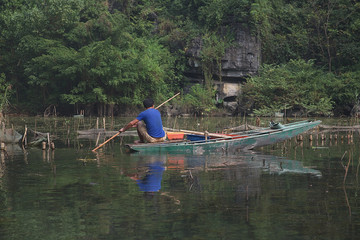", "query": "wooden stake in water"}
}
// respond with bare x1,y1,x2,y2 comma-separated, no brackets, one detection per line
47,133,51,149
22,125,28,146
95,132,101,146
344,152,351,184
